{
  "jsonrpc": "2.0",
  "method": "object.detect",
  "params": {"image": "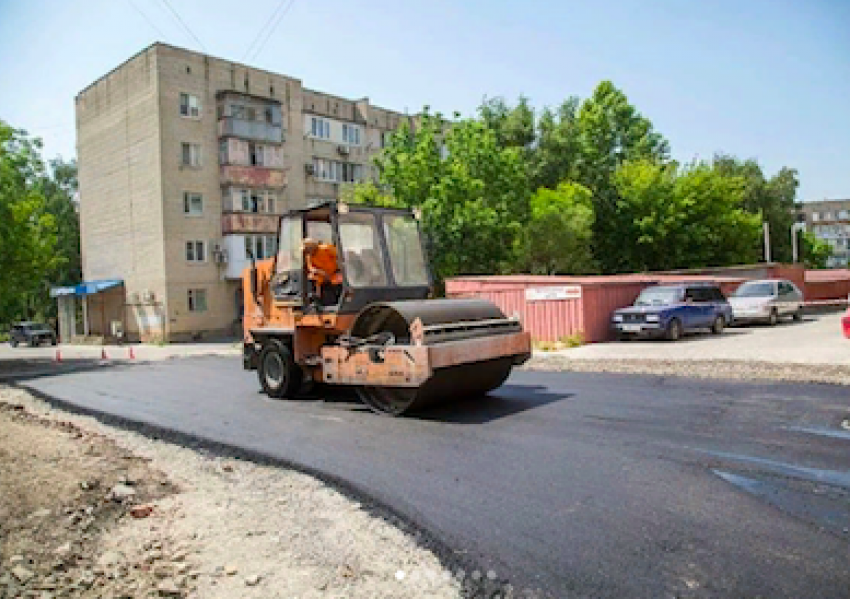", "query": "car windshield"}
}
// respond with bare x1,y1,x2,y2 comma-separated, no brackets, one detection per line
733,282,775,298
23,323,51,332
634,287,681,306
